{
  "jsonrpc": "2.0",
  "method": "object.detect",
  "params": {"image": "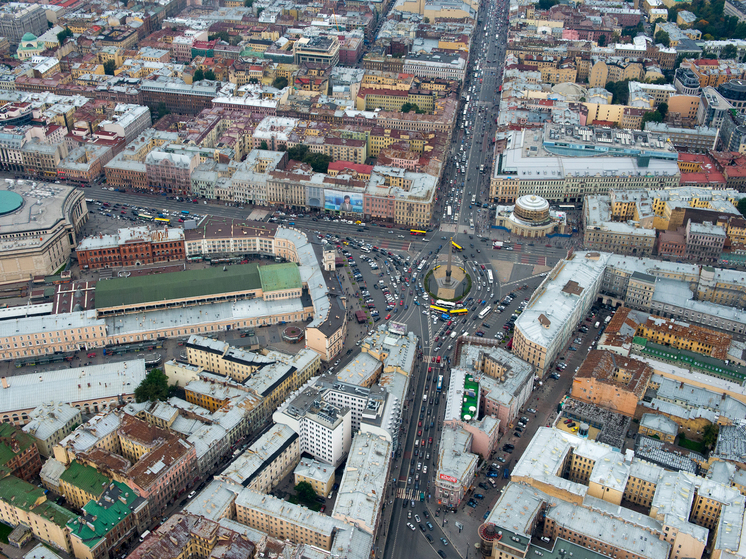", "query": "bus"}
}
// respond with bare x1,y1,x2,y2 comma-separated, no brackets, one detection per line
450,308,468,314
558,205,574,210
417,260,427,271
447,206,452,217
441,313,450,321
487,270,493,285
154,217,170,224
430,305,449,313
181,210,190,215
435,300,456,309
138,213,153,221
451,241,463,252
478,306,492,319
436,375,443,392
